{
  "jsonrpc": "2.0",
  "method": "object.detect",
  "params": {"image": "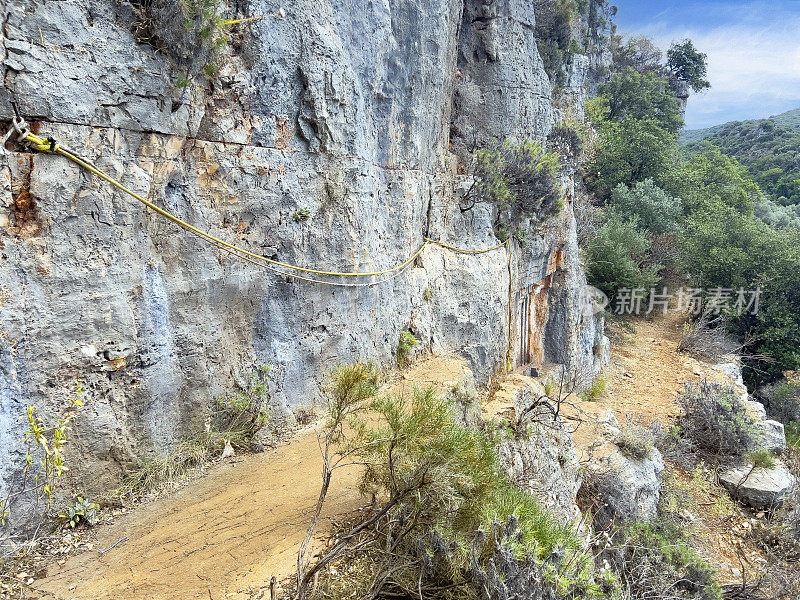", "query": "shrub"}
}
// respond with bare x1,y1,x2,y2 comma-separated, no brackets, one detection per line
750,450,800,567
611,35,664,75
547,124,583,158
121,439,210,495
615,423,655,459
60,497,100,529
396,330,418,367
469,140,562,240
299,385,594,600
130,0,256,79
207,363,271,450
585,216,660,300
120,365,271,497
787,422,800,448
762,373,800,425
533,0,582,86
1,388,86,526
603,517,722,600
676,380,761,458
671,145,761,215
747,448,777,470
677,311,738,362
580,374,608,401
607,179,683,235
